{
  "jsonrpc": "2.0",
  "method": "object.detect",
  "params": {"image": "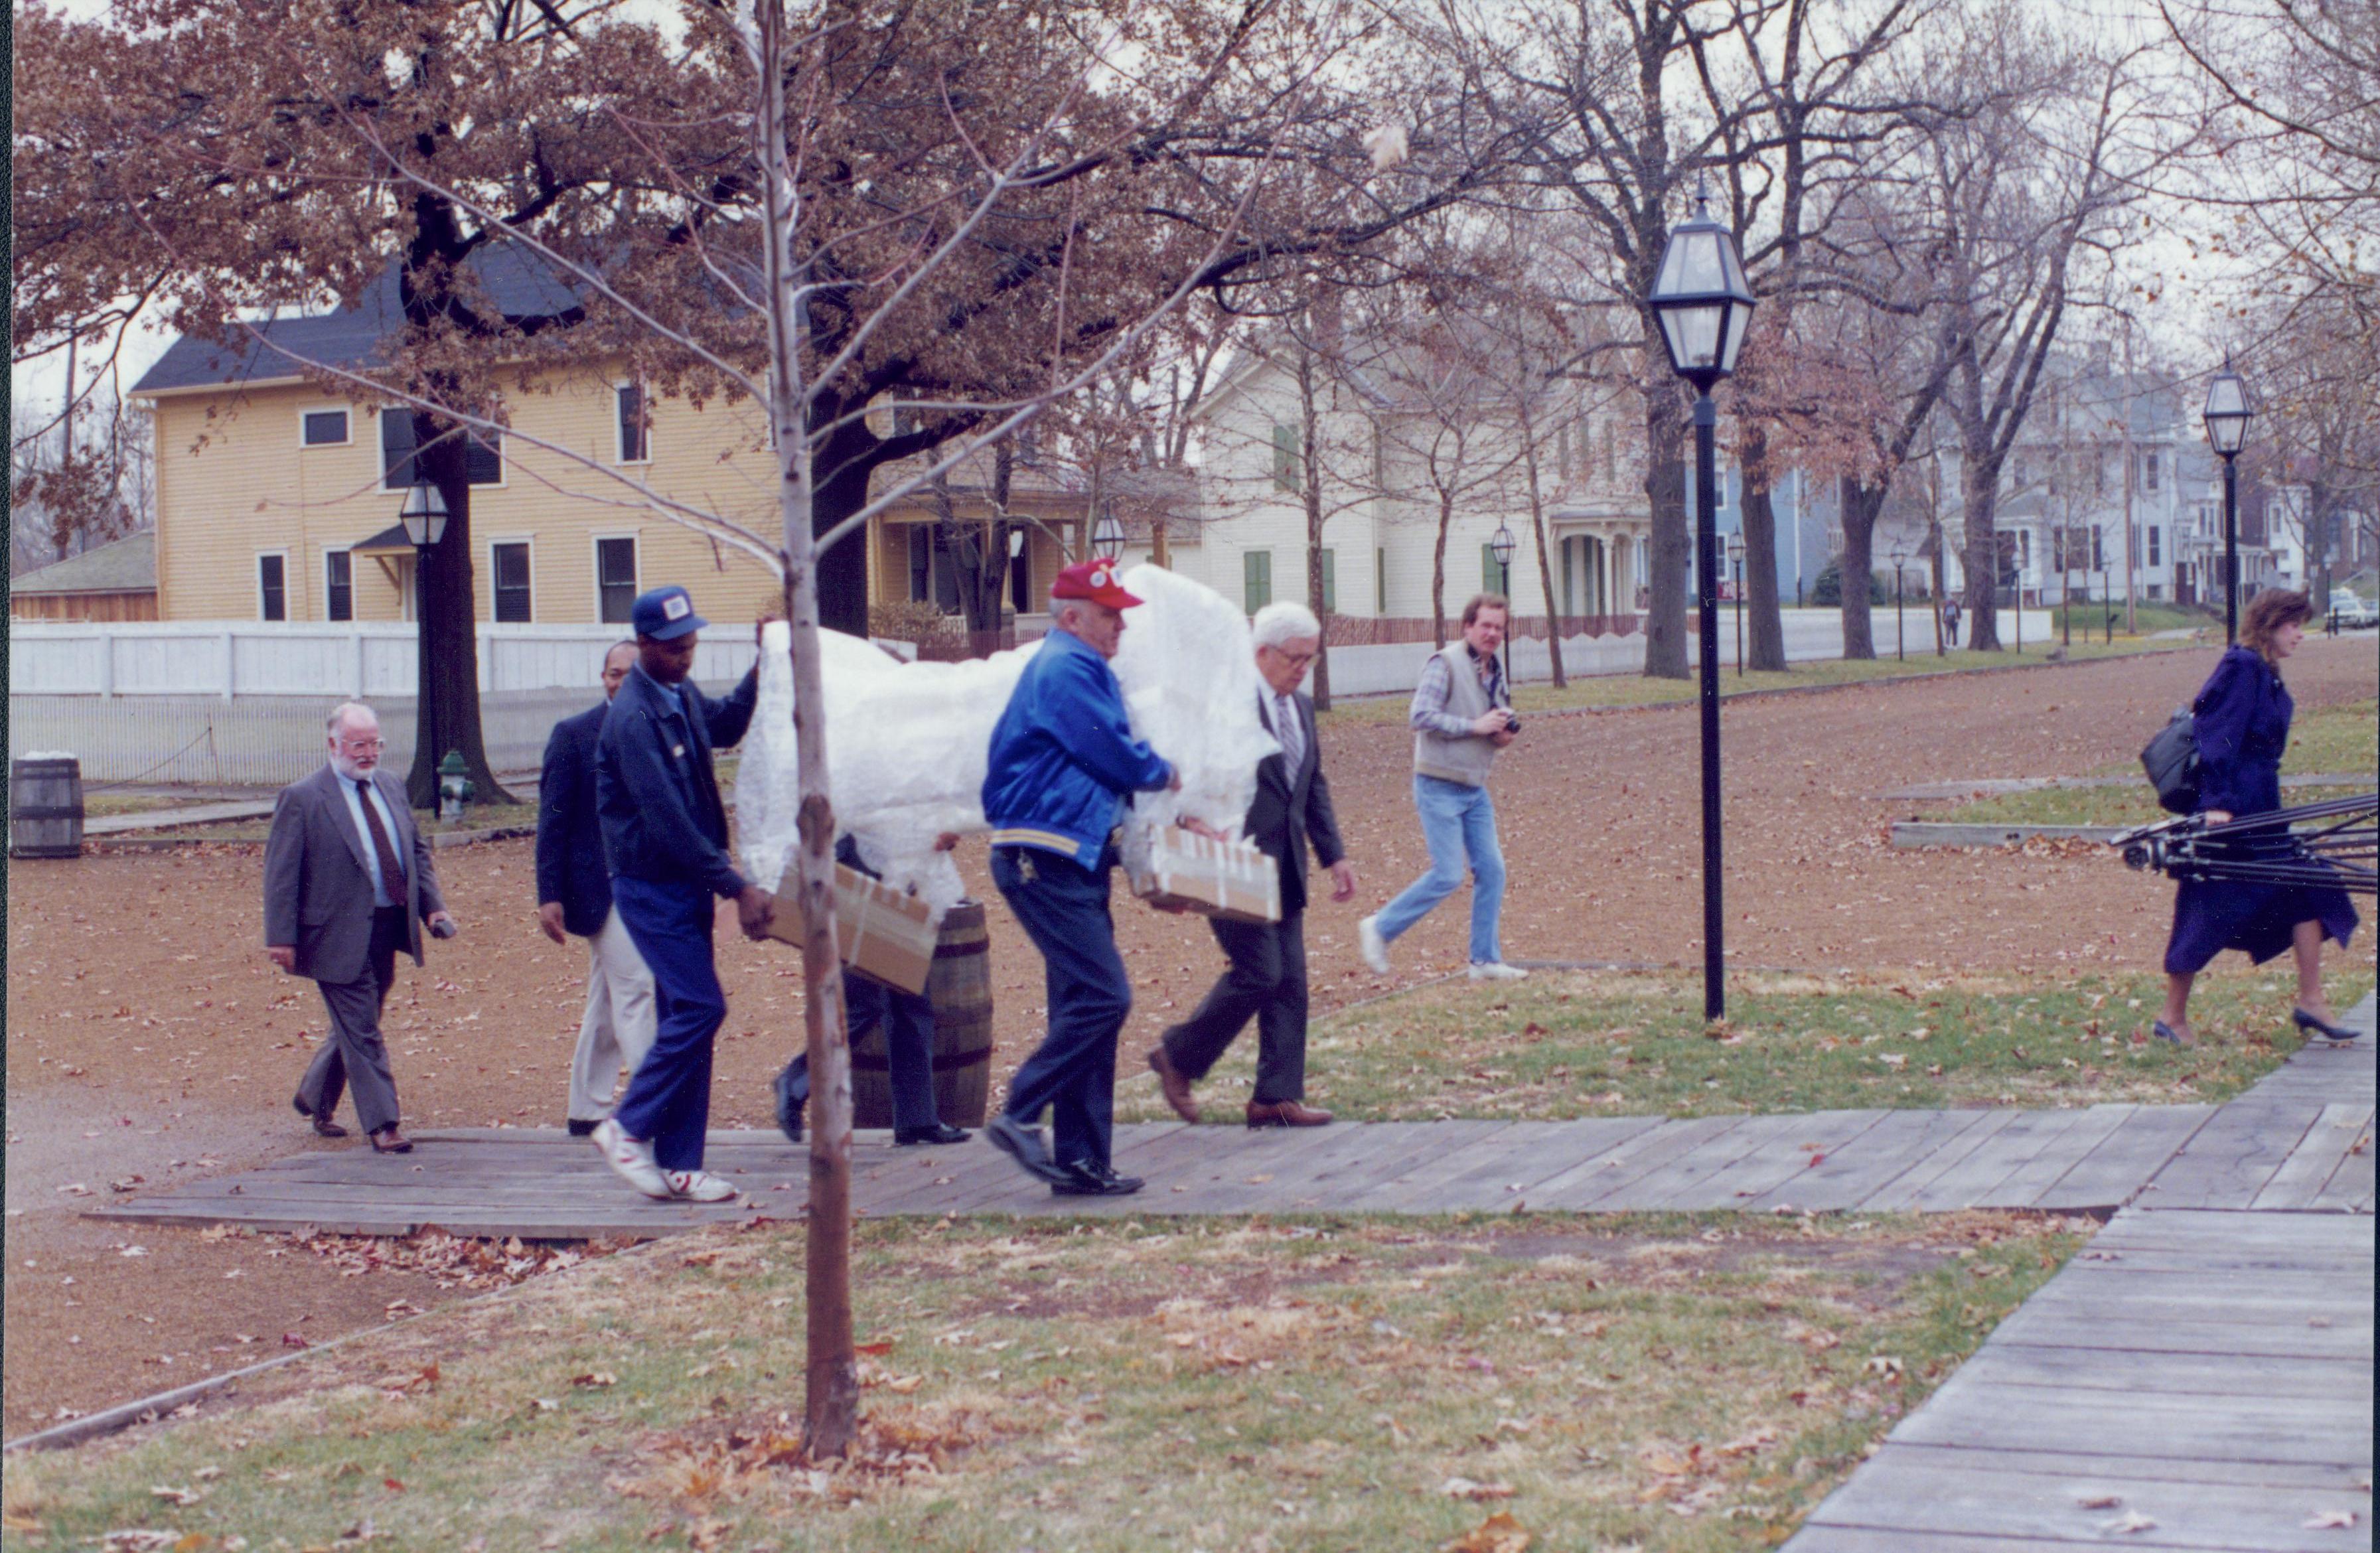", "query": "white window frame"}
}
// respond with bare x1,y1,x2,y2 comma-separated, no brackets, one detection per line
257,549,291,621
593,533,640,625
614,380,652,465
323,547,355,623
297,405,352,448
487,536,536,625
